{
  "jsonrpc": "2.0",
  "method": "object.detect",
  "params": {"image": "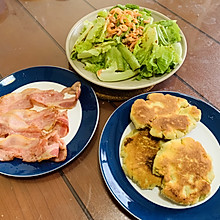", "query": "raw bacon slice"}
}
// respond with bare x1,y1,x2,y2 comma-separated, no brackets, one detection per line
0,111,42,138
30,81,81,109
0,132,66,162
0,82,81,113
0,81,81,162
39,131,67,162
0,109,69,138
0,89,34,114
47,131,67,162
12,108,69,137
52,111,69,138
